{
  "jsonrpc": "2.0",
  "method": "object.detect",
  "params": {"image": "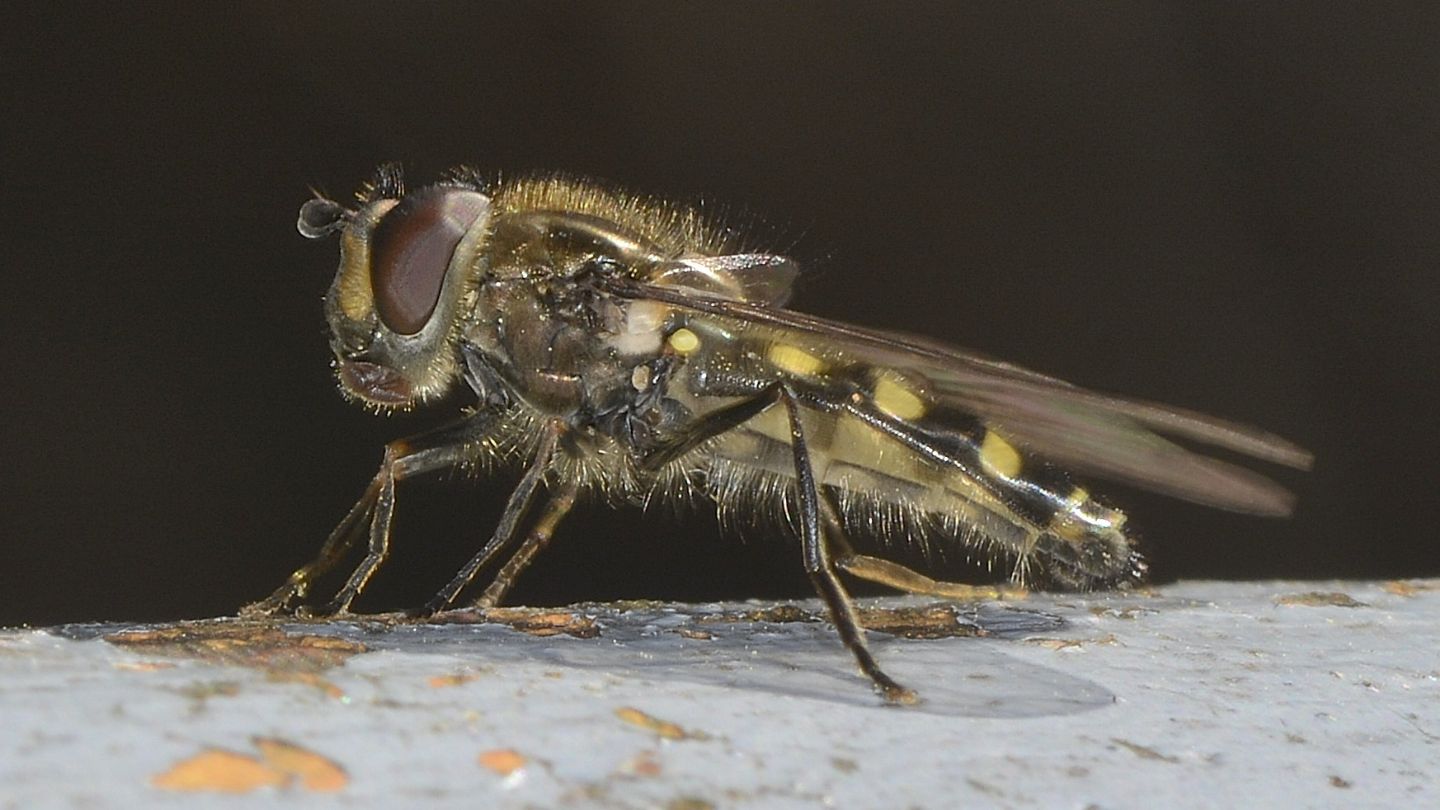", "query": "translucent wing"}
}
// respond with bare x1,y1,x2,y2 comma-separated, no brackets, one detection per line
598,272,1312,517
642,254,799,307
